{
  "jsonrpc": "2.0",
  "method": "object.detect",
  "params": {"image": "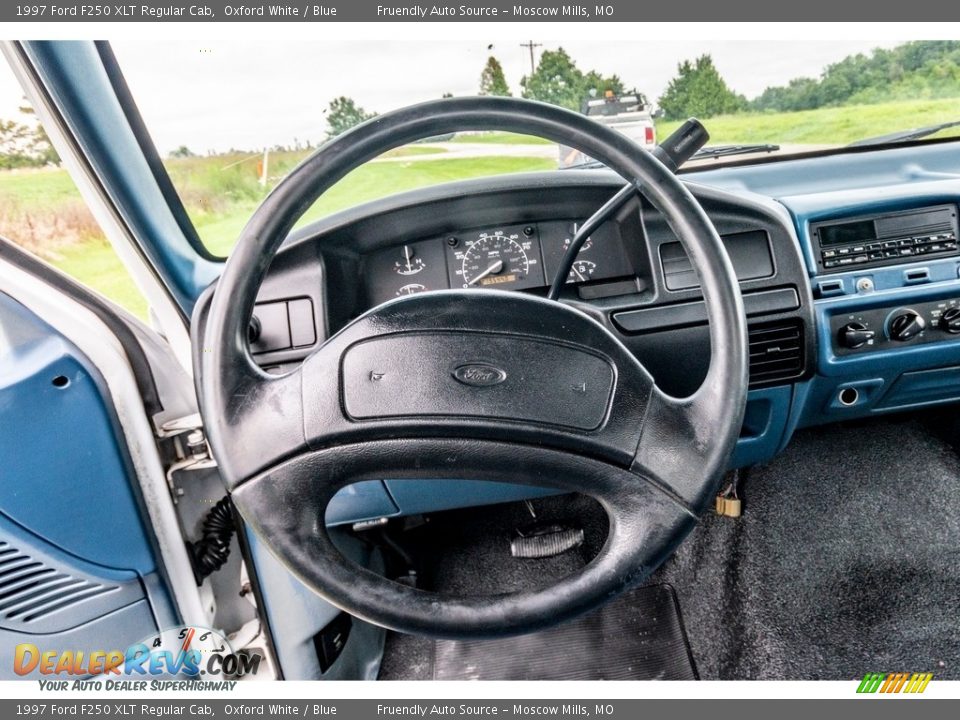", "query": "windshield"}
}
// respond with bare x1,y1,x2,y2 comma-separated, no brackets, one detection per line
109,39,960,256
